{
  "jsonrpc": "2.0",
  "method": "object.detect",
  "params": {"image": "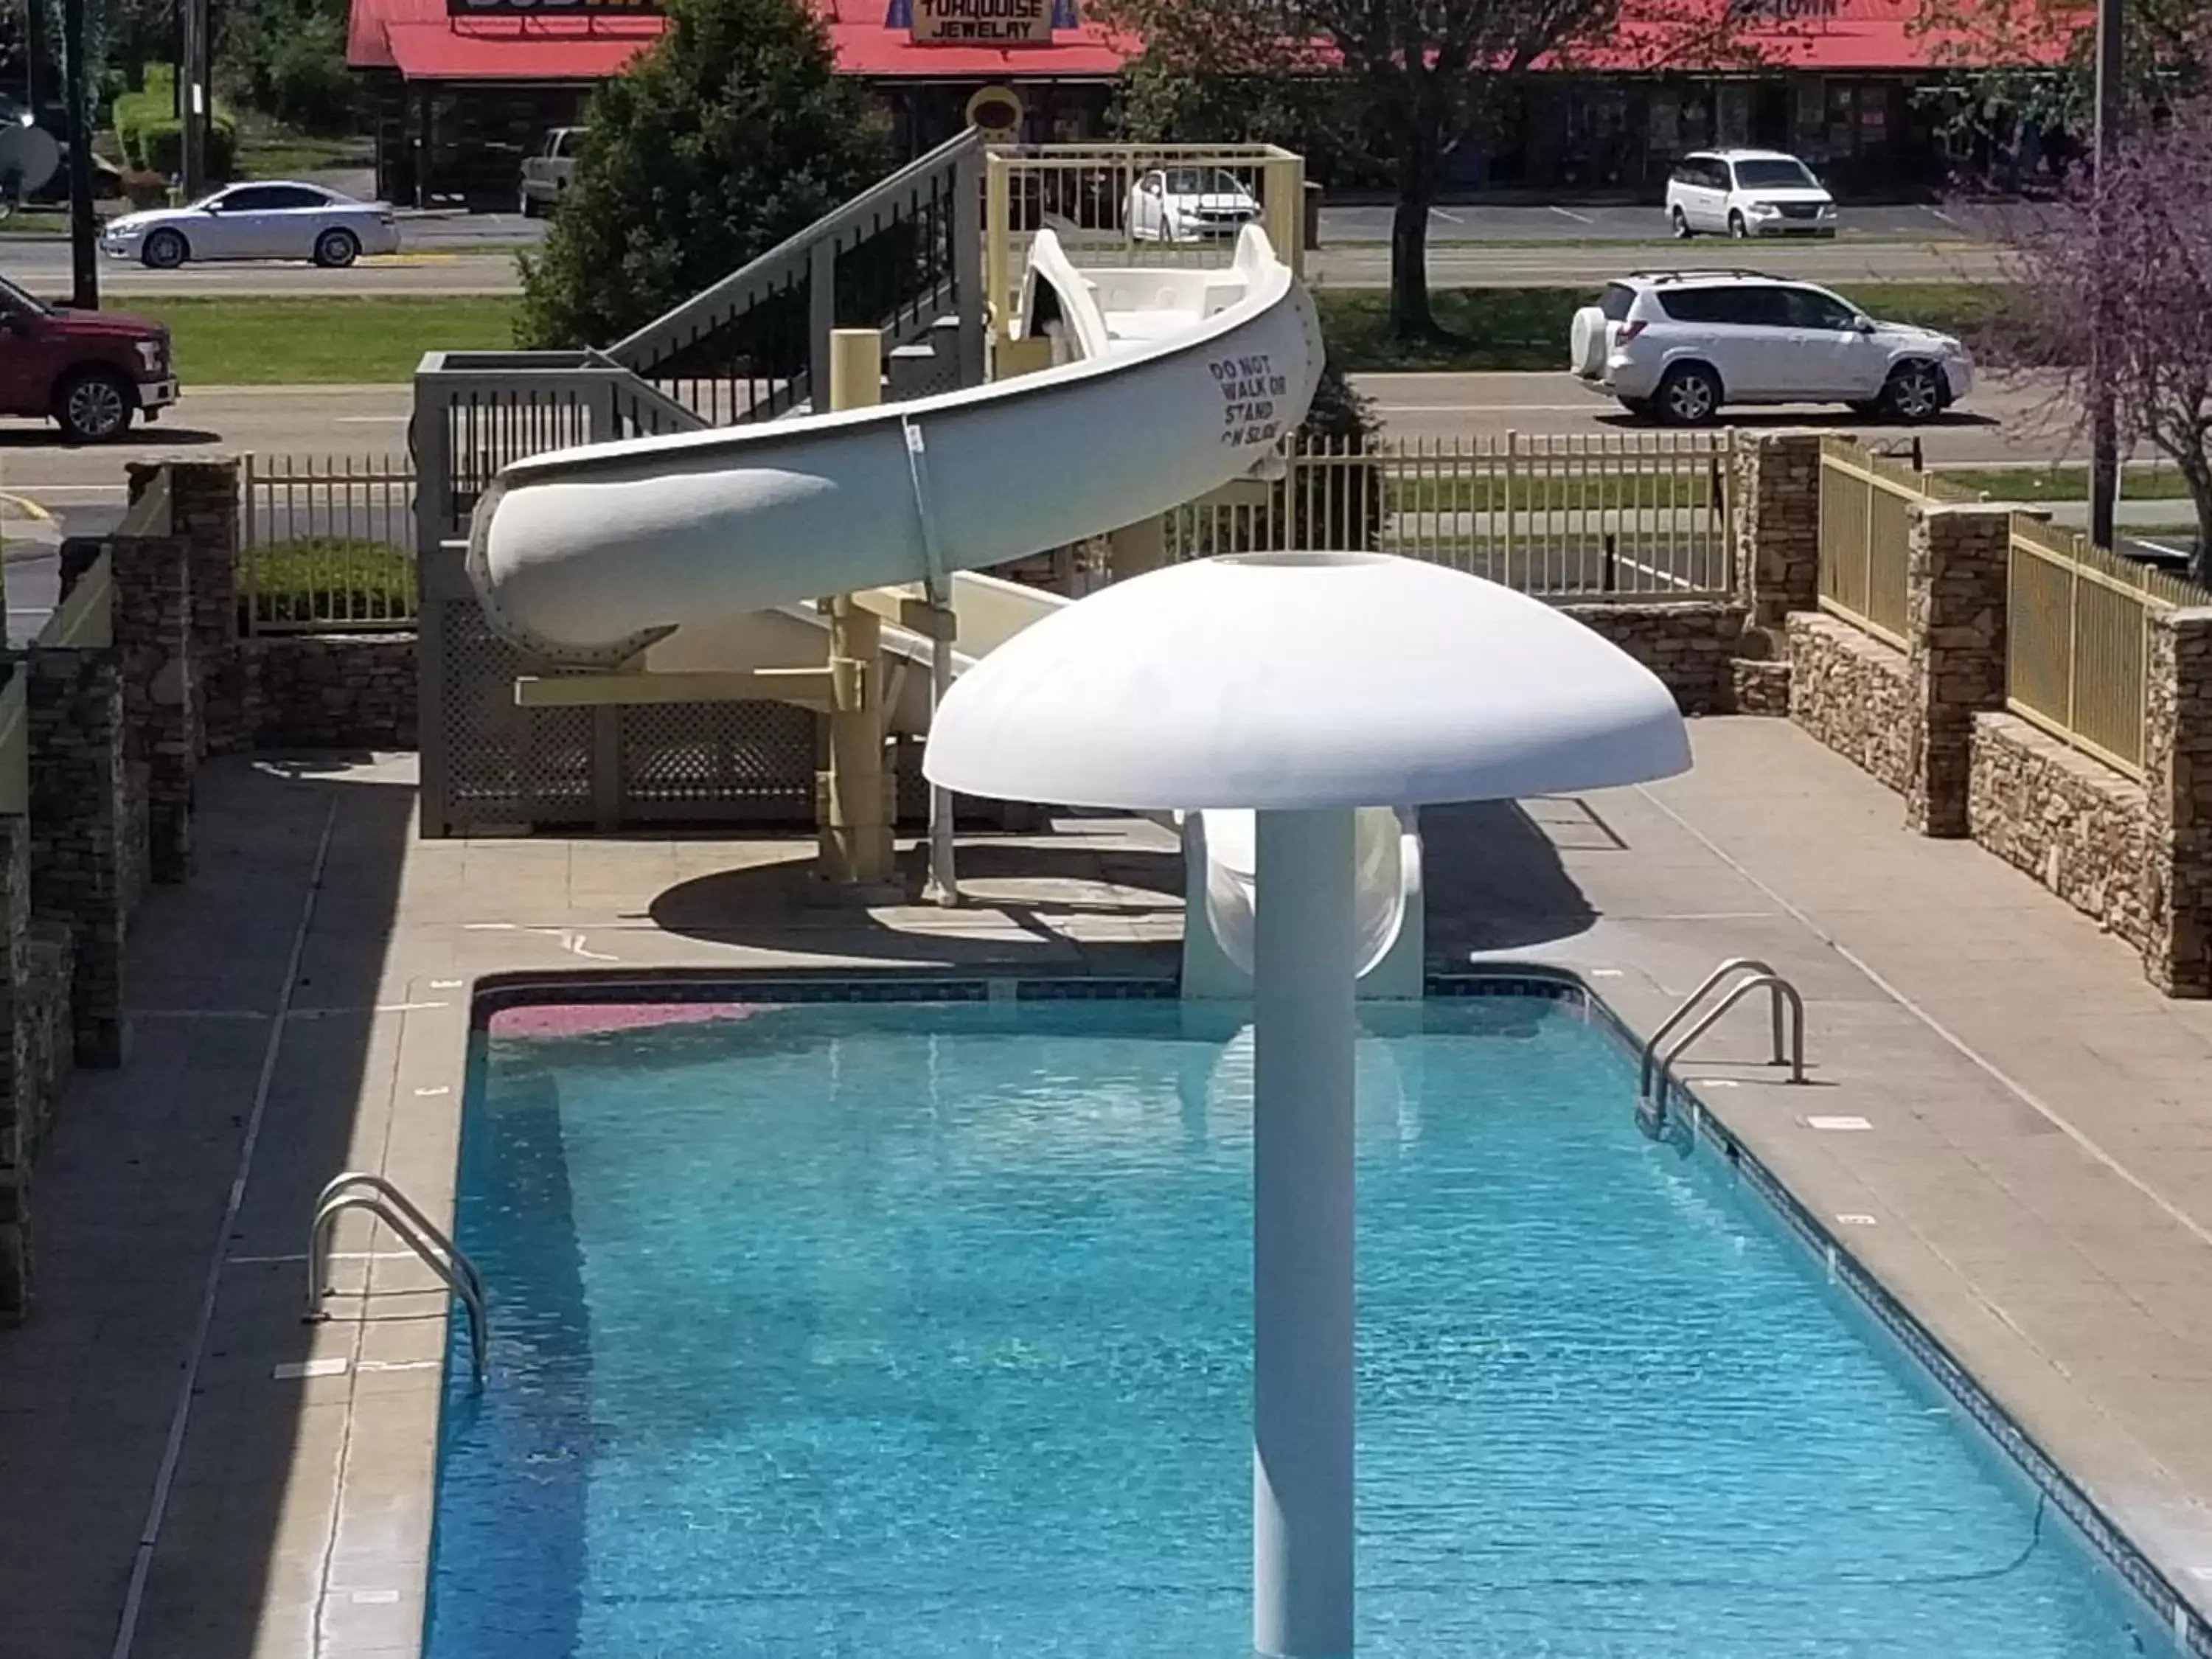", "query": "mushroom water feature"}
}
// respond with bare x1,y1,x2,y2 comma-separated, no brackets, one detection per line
923,551,1692,1658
